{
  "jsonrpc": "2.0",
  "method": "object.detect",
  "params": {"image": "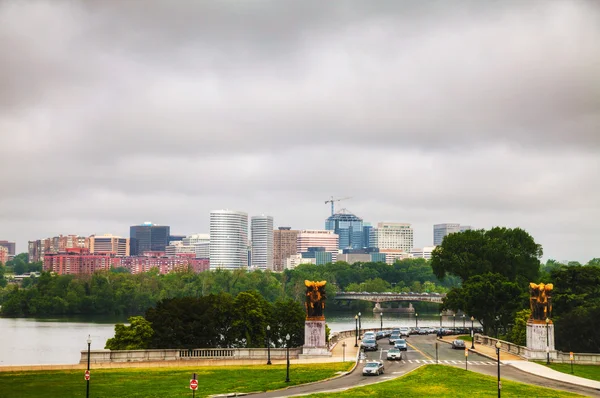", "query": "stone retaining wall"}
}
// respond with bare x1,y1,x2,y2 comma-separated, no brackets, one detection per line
474,334,600,364
81,348,302,364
